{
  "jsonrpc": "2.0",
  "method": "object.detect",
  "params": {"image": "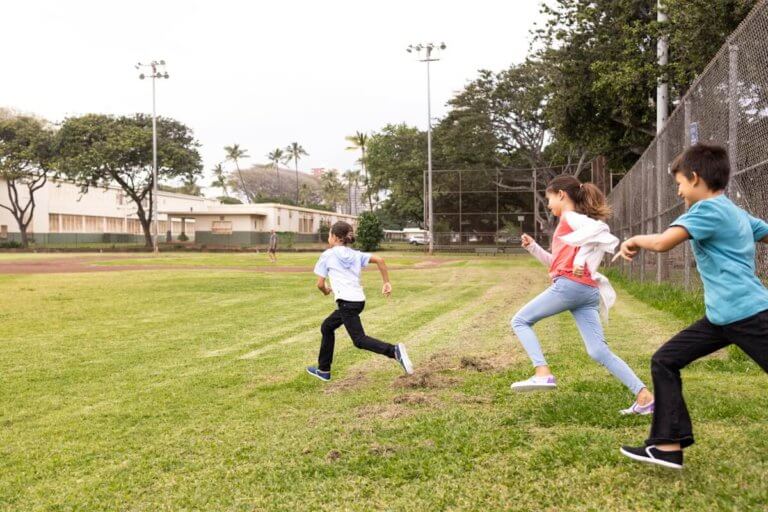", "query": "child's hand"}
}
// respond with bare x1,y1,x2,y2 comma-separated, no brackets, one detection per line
616,238,639,261
521,233,534,248
322,286,332,296
382,282,392,297
573,264,585,277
